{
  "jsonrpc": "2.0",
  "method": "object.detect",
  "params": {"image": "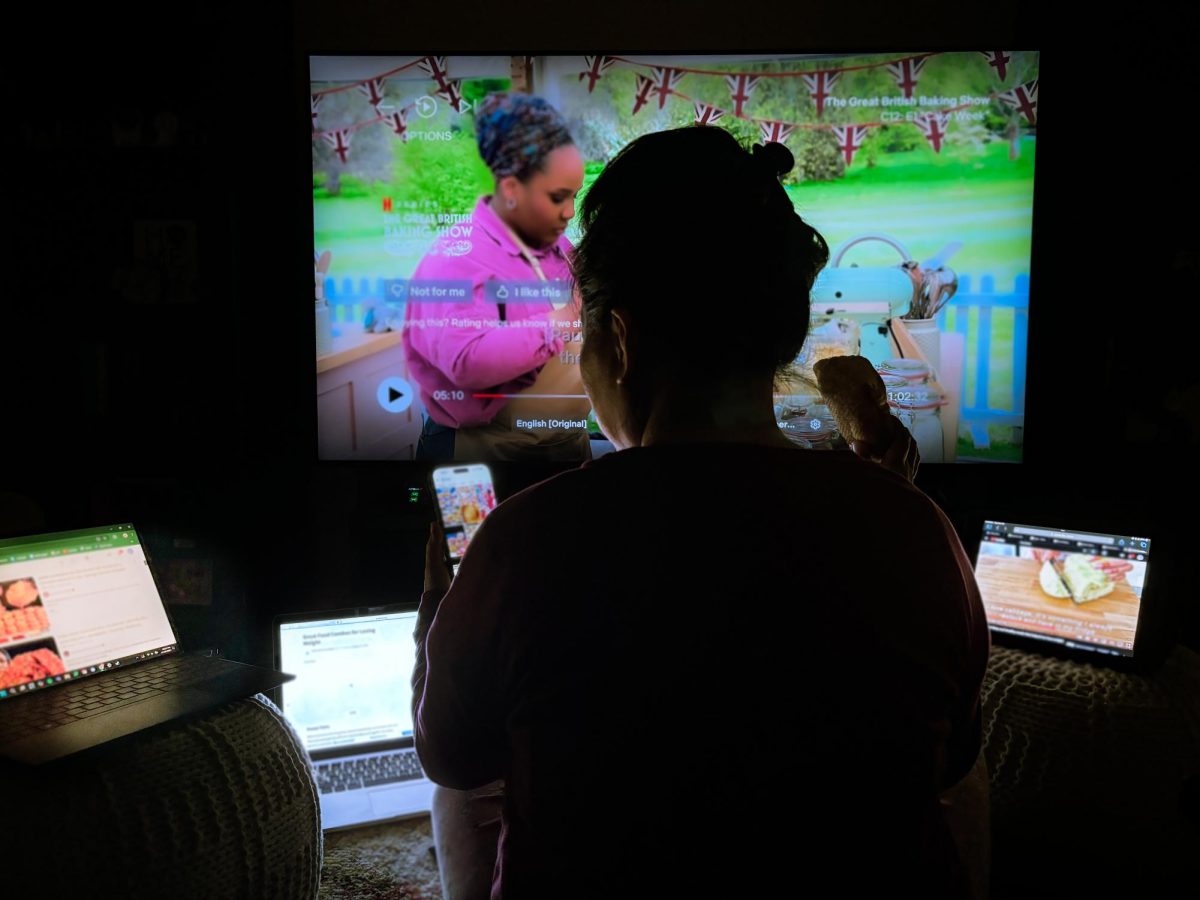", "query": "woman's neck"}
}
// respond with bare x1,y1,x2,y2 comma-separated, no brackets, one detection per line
637,379,797,450
487,195,542,251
